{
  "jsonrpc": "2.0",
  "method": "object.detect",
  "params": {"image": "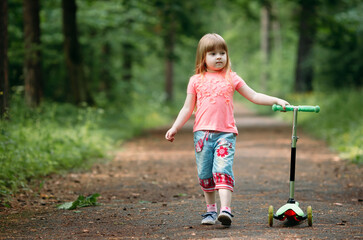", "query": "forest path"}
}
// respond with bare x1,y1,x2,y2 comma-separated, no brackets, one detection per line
1,103,362,239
